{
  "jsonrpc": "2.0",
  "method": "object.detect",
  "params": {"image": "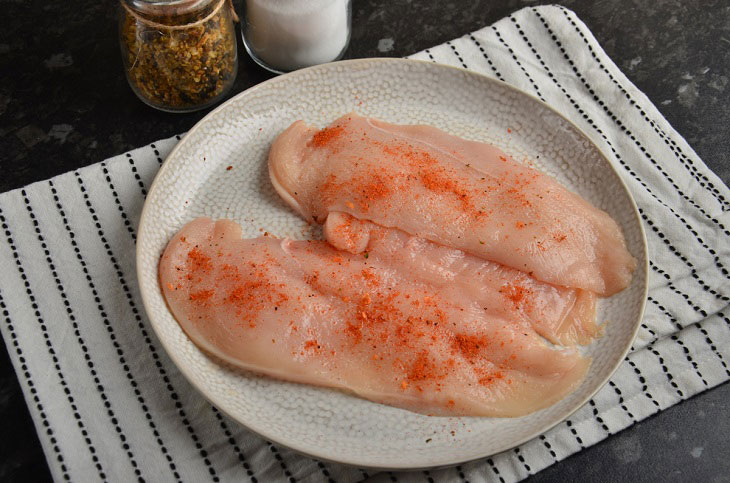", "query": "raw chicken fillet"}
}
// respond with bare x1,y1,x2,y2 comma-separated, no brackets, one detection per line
268,113,636,296
324,212,599,346
159,218,590,417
